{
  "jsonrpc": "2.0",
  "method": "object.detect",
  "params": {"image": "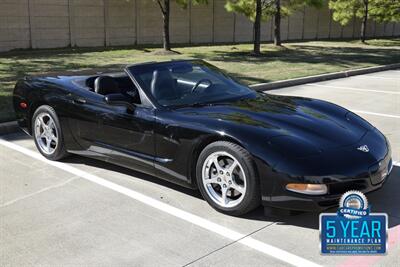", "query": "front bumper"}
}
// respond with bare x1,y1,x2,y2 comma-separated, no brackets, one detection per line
262,154,393,212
